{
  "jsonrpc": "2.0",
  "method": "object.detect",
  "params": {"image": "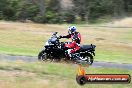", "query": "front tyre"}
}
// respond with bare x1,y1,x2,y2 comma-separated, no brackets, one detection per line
38,50,47,61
